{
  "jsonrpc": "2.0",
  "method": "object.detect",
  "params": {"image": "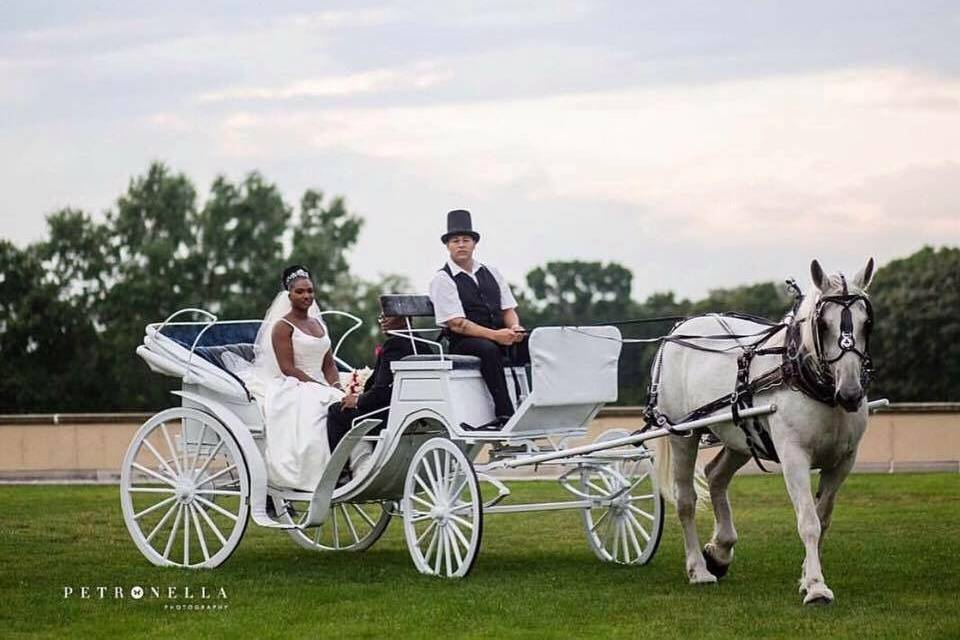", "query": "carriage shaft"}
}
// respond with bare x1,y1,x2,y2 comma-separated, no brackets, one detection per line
489,404,779,470
484,500,595,514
